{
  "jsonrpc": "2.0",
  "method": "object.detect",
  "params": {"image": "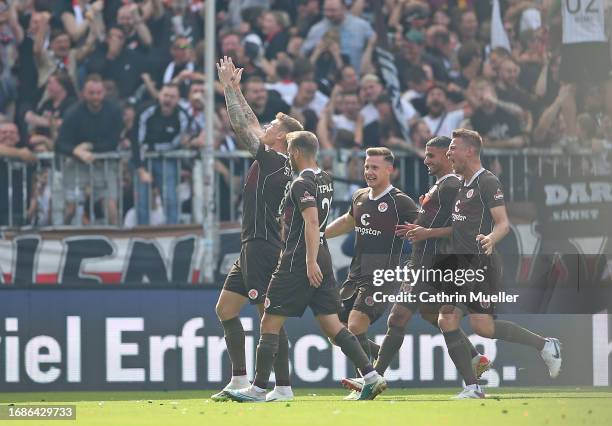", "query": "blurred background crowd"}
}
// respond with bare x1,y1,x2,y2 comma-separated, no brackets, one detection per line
0,0,610,227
